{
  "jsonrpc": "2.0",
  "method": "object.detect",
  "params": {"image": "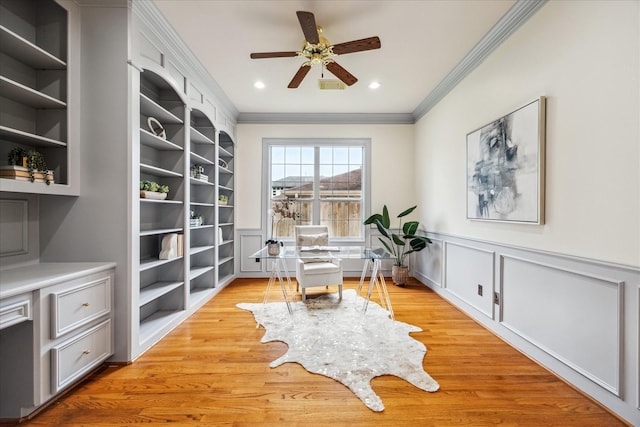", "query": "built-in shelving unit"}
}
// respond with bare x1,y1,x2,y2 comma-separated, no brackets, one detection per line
133,68,236,357
188,109,216,308
137,69,186,349
0,0,73,194
217,131,235,284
